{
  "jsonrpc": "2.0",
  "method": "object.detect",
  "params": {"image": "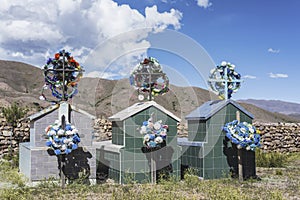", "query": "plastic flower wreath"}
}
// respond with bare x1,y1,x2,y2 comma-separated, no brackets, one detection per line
45,120,81,155
129,57,169,99
222,120,261,151
40,50,83,102
208,61,241,99
140,115,168,149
